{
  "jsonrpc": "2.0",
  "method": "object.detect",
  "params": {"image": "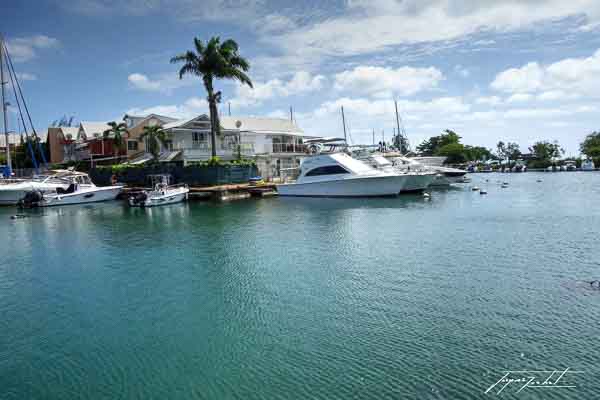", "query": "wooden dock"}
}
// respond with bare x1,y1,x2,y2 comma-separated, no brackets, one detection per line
121,183,278,202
